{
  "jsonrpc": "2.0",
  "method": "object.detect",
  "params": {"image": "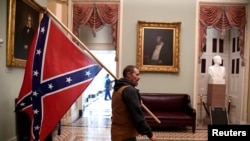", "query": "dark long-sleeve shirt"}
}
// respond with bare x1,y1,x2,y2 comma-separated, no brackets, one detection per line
113,78,153,138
